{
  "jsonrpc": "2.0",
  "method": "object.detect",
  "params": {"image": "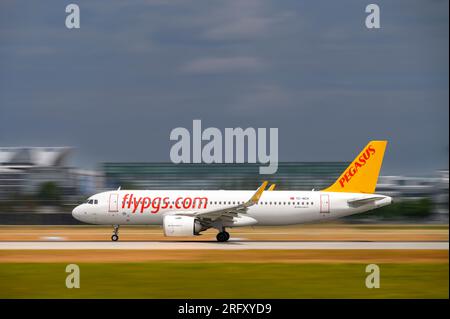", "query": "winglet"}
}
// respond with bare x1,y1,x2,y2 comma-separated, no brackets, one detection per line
268,184,276,191
247,181,268,206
